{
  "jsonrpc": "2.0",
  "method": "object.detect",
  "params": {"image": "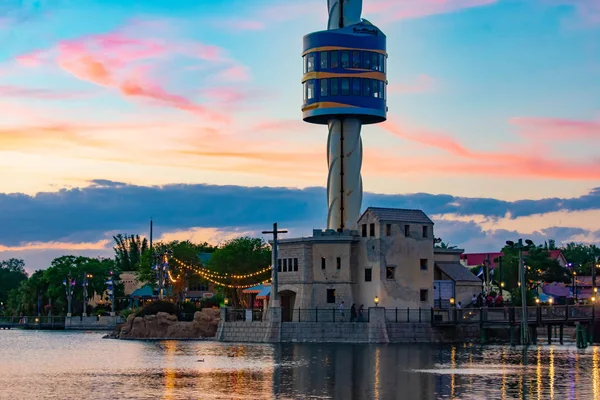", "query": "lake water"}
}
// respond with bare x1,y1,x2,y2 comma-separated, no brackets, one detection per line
1,330,599,399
